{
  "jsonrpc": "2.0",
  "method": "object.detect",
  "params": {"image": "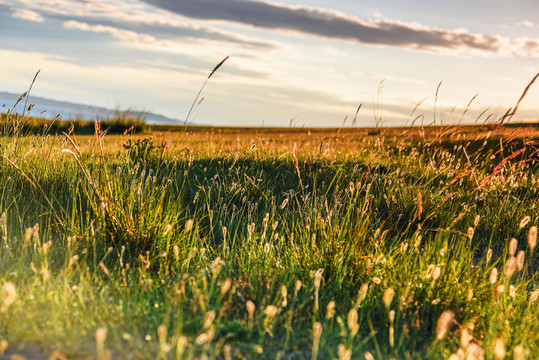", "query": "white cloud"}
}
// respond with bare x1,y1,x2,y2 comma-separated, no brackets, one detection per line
63,20,156,43
12,9,44,22
139,0,539,57
518,20,535,28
